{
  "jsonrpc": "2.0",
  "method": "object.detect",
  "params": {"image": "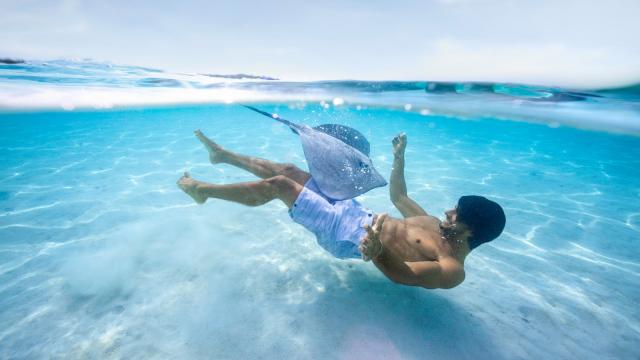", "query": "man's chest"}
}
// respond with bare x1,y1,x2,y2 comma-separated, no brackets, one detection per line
383,218,443,261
